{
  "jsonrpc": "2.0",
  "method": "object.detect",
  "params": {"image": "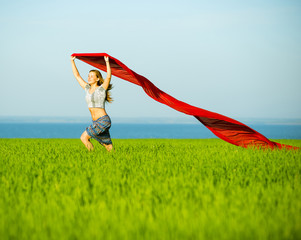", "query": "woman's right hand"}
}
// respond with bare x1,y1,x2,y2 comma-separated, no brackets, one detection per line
71,56,76,61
